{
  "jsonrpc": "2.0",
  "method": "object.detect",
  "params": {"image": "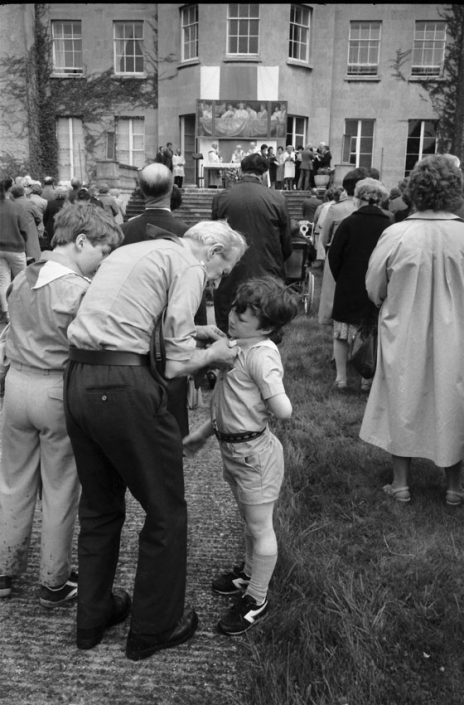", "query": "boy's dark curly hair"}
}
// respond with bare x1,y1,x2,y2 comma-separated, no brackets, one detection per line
231,276,299,344
407,154,463,212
